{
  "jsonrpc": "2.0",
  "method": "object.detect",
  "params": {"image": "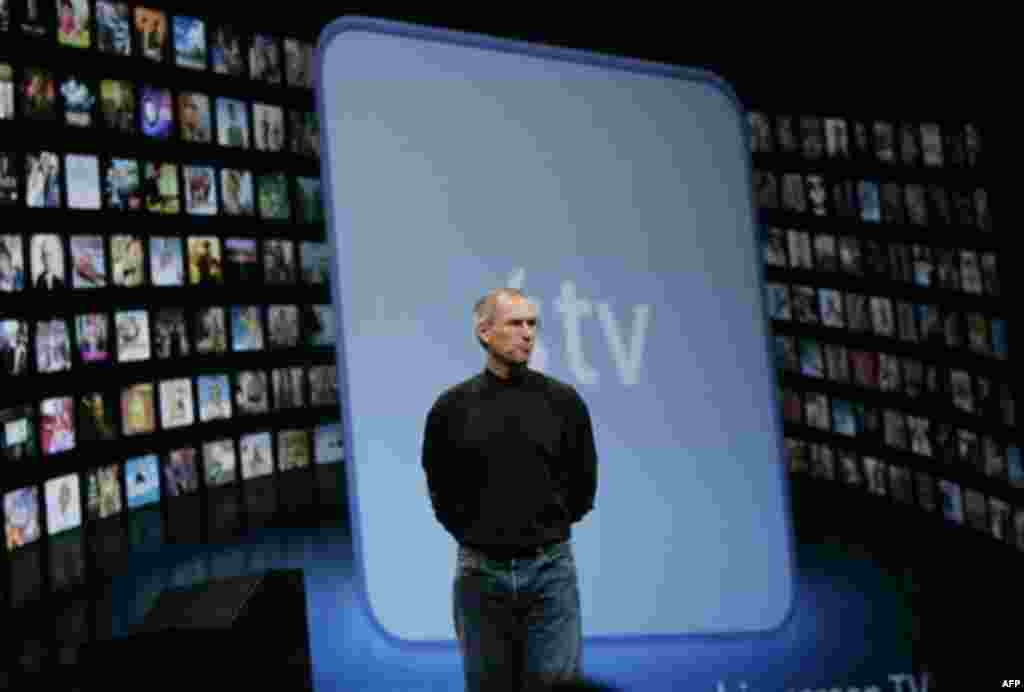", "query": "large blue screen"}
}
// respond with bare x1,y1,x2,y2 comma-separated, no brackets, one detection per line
317,17,795,646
